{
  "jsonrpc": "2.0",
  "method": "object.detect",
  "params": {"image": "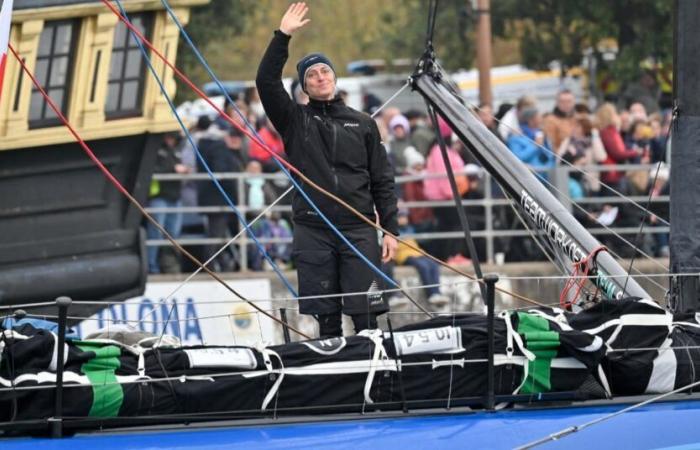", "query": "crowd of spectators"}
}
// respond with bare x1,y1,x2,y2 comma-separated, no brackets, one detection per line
147,73,672,286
